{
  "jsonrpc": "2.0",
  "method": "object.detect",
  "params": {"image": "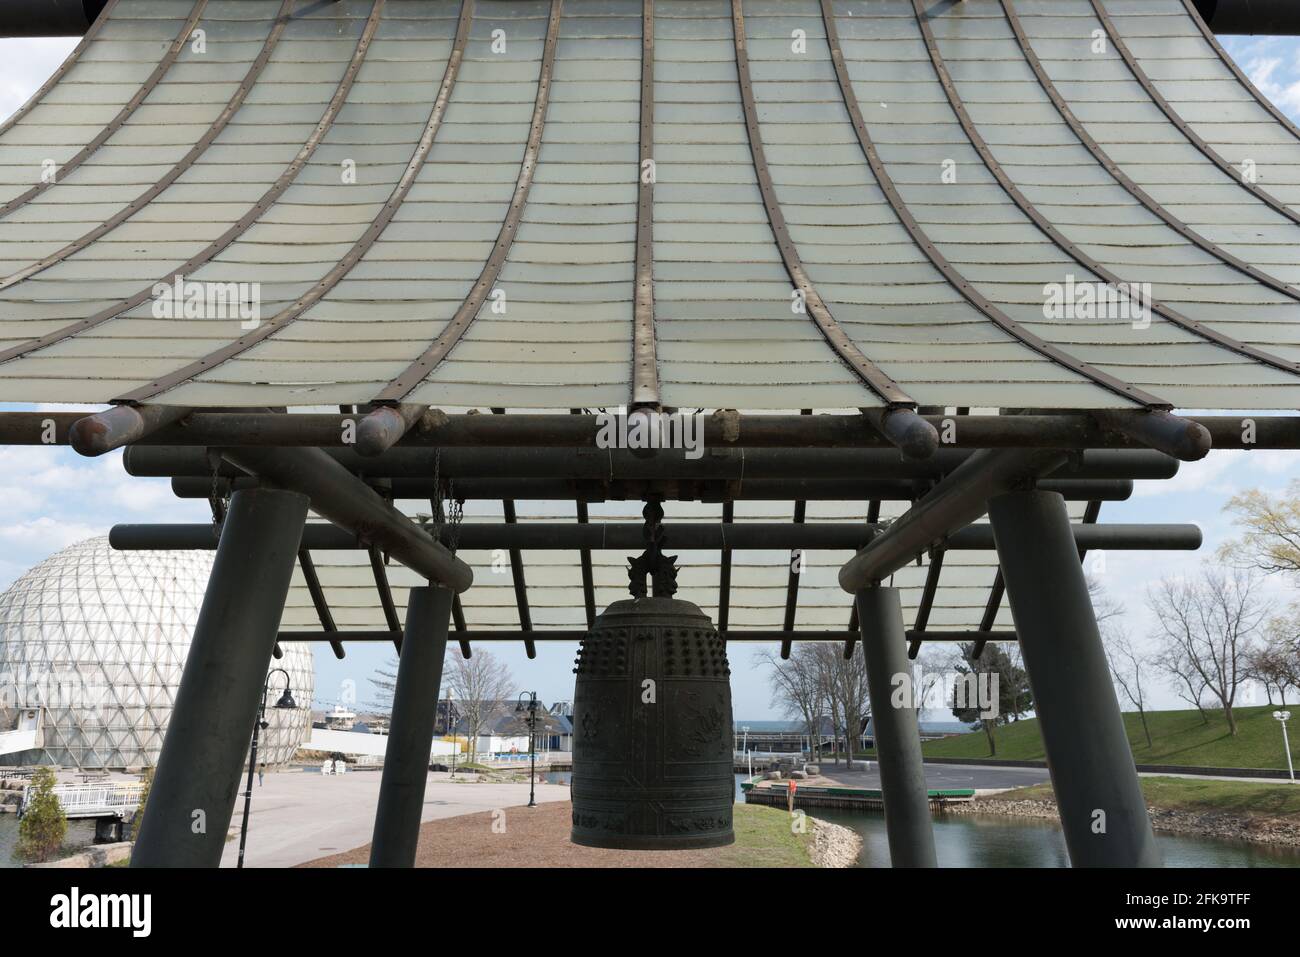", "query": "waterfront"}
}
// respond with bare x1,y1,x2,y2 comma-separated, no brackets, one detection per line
4,771,1297,868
